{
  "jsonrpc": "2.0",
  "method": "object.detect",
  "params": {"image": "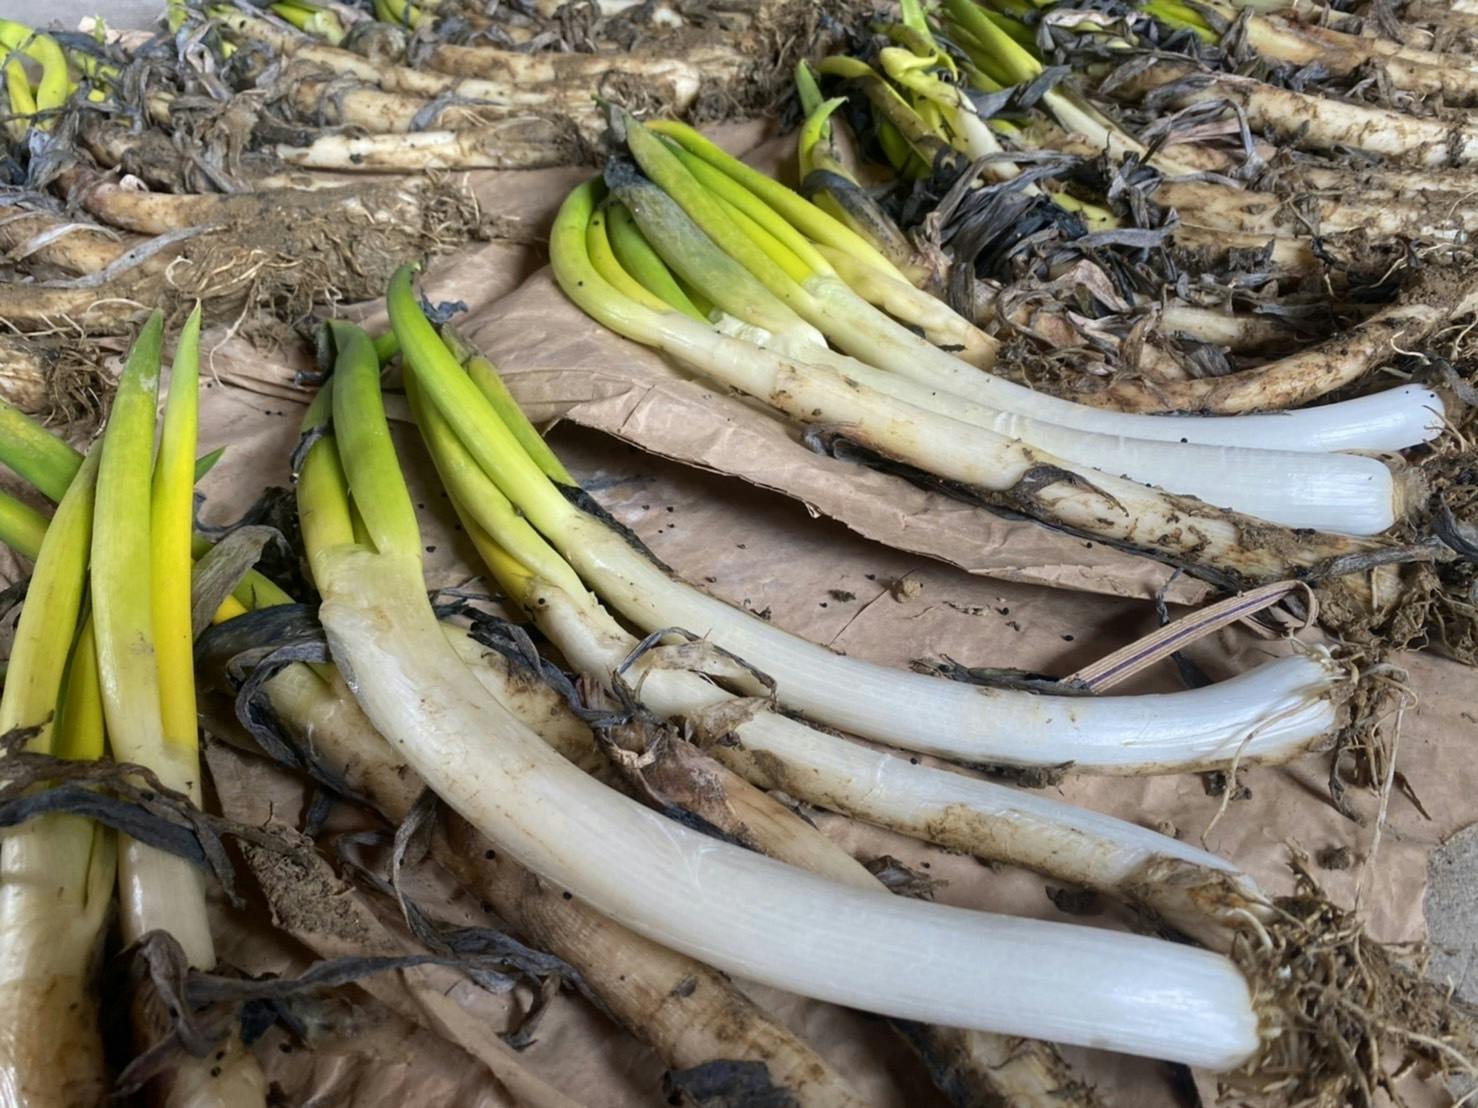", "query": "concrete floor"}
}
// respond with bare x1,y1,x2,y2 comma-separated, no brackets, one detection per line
1425,827,1478,1099
4,0,162,30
